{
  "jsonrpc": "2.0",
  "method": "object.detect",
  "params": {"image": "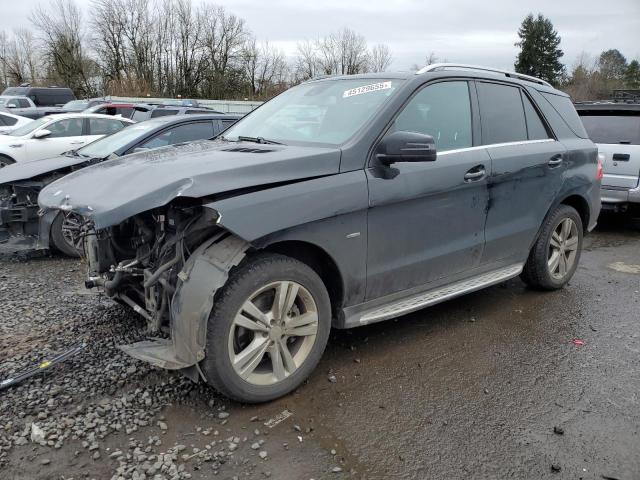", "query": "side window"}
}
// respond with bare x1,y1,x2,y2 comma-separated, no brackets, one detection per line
89,118,126,135
150,109,178,118
117,107,133,118
46,118,84,138
541,92,588,138
7,99,19,107
0,114,17,126
138,122,214,150
18,99,31,108
477,82,527,145
522,94,551,140
393,81,472,152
